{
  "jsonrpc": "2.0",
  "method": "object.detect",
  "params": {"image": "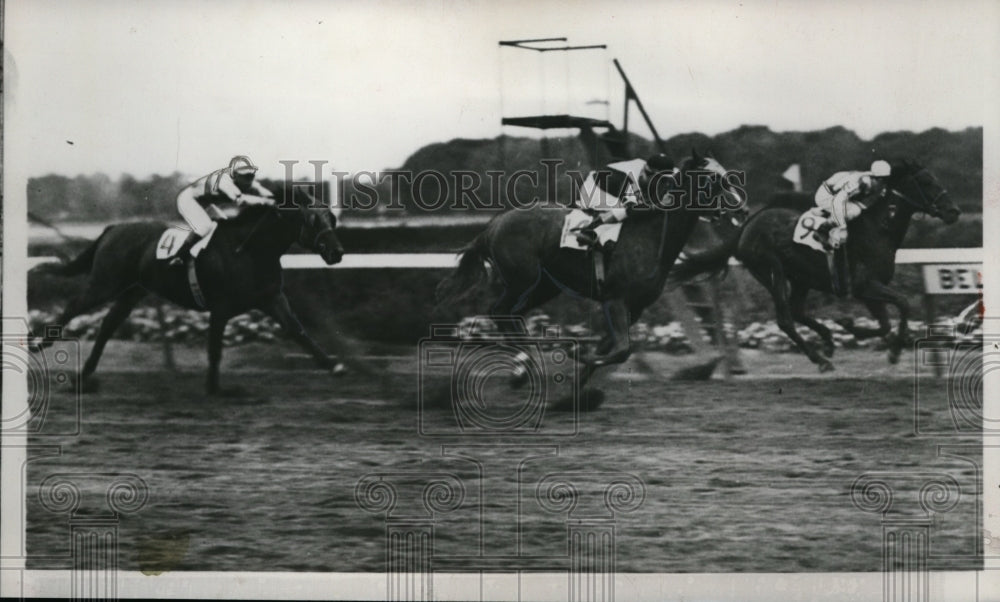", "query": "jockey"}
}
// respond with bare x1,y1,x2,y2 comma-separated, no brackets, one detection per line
170,155,275,266
814,160,891,249
573,153,676,247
